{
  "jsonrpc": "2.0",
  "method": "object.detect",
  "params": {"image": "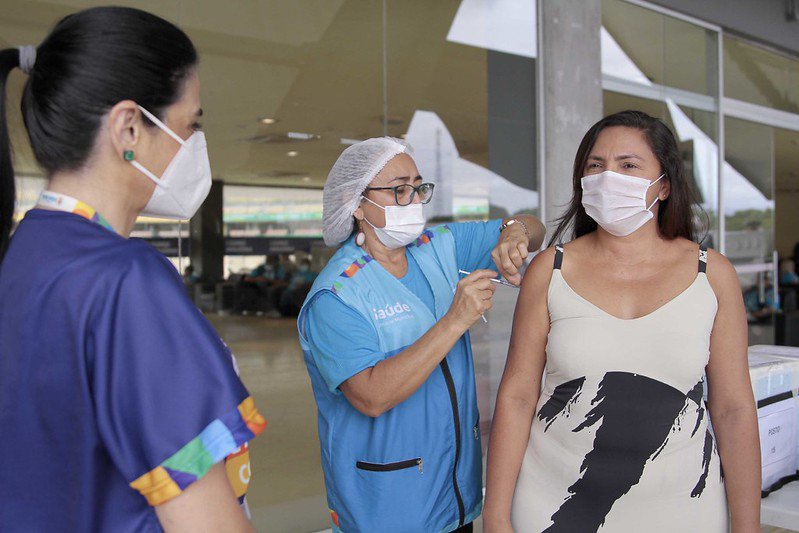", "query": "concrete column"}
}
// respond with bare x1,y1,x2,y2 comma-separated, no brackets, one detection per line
189,180,224,282
488,50,537,217
540,0,603,237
